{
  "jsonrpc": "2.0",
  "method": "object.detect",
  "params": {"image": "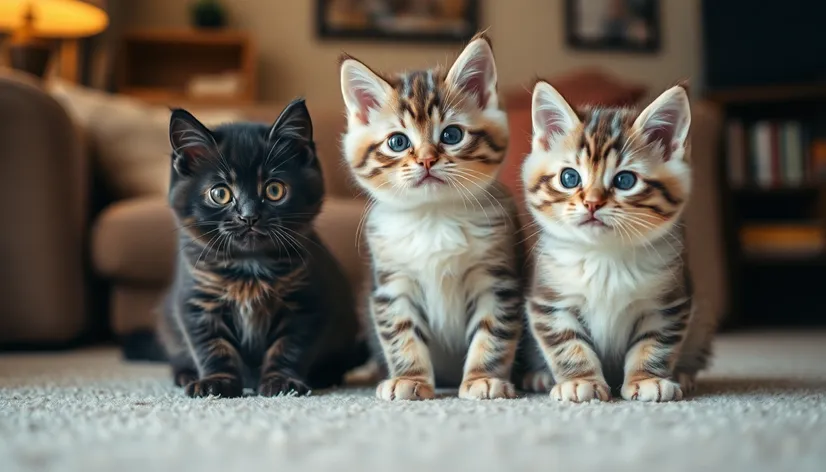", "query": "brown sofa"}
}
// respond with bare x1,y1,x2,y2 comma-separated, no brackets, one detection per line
0,69,728,349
